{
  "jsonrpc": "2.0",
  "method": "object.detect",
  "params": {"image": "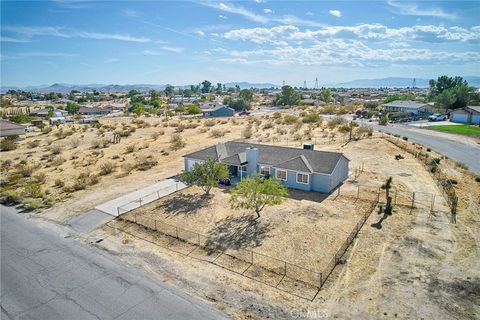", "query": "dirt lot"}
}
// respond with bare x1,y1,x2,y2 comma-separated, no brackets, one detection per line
122,185,373,277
